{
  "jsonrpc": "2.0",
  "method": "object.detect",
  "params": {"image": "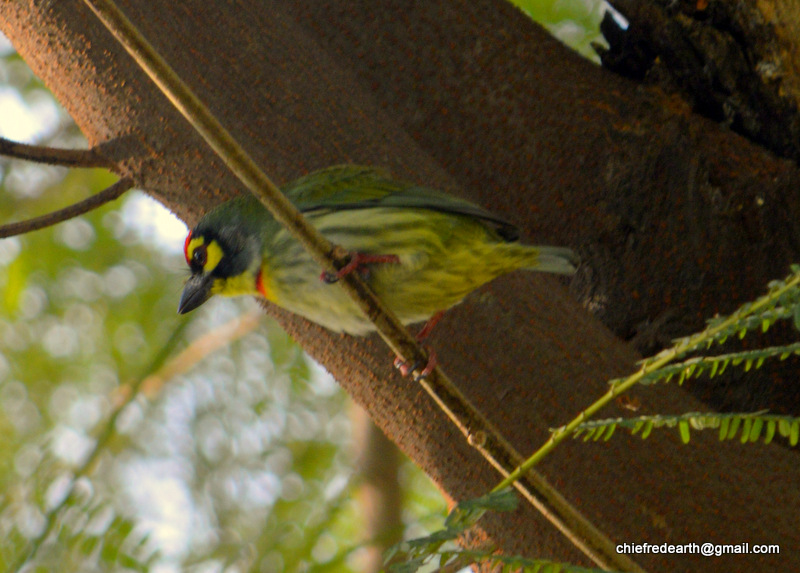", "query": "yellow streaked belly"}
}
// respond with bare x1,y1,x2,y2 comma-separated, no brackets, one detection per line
258,207,519,335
